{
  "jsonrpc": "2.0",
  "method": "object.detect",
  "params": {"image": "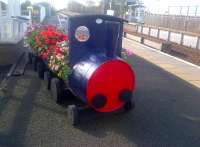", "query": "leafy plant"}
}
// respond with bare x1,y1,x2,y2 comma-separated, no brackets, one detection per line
25,25,71,80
